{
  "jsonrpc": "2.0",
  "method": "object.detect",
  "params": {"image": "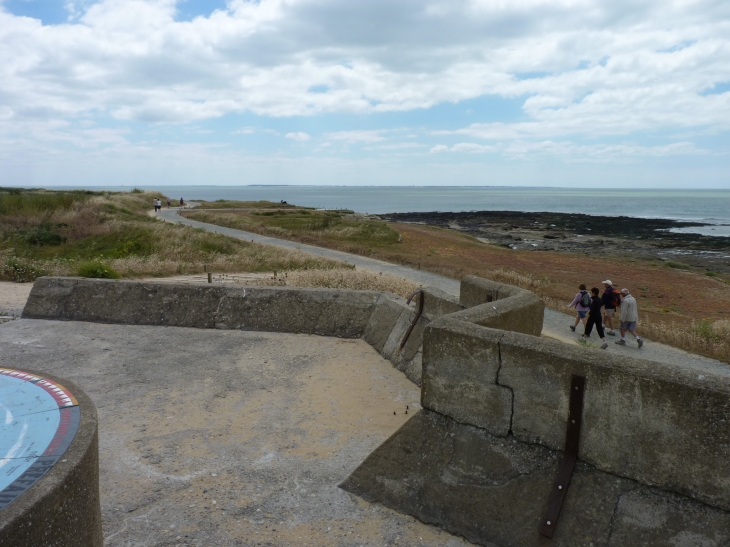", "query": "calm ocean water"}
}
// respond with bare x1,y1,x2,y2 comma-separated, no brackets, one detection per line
60,186,730,235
